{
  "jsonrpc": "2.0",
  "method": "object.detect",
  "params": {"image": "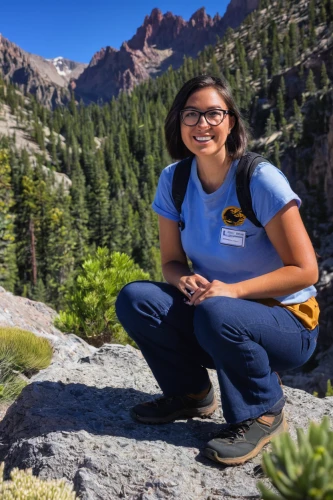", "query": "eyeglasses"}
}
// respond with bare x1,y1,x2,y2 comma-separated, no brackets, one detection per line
180,108,233,127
